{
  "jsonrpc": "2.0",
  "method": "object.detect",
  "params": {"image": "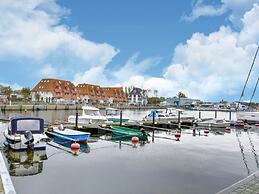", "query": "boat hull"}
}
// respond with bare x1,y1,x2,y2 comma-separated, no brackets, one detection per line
111,126,147,141
52,129,90,143
236,111,259,123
